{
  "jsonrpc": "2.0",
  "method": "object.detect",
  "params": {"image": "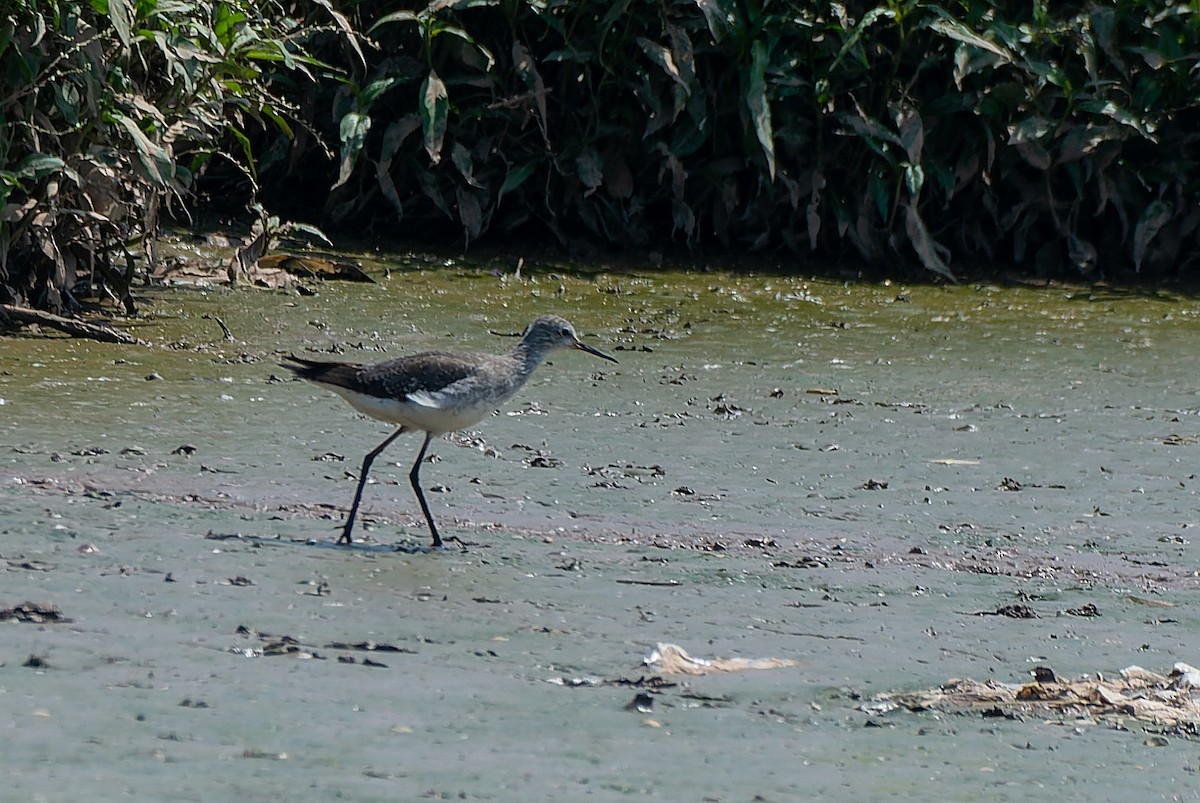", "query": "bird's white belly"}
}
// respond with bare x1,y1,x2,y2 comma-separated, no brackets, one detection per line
333,387,491,433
